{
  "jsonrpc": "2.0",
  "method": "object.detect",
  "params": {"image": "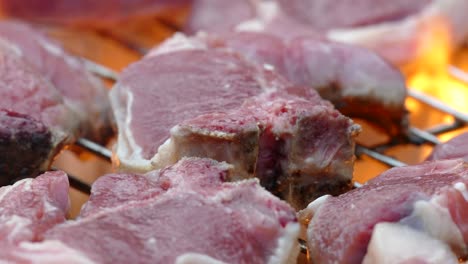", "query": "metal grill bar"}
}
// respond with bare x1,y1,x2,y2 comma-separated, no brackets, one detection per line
408,127,441,145
354,70,468,169
76,138,112,161
408,89,468,123
67,174,92,194
426,121,464,135
356,145,407,167
448,65,468,83
51,167,91,194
